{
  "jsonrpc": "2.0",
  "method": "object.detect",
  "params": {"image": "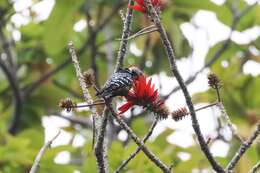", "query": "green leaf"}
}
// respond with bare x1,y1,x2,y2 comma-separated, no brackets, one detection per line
43,0,84,56
0,0,7,7
20,23,44,39
173,0,231,24
244,75,260,108
131,117,149,137
174,0,218,11
18,129,44,149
